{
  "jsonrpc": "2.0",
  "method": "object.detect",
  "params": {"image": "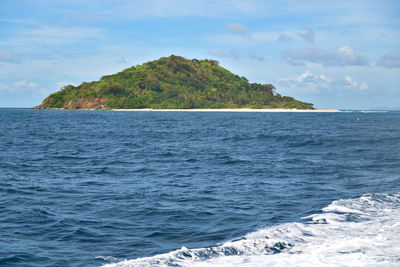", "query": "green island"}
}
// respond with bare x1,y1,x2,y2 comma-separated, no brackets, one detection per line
35,55,314,110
